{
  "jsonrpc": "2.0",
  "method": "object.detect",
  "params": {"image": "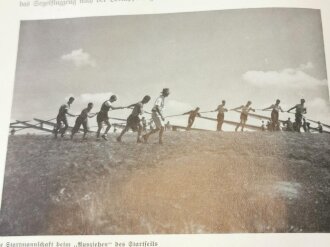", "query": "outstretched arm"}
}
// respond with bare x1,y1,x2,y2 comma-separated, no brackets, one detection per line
262,105,273,111
287,105,296,113
110,105,124,110
231,106,243,111
88,112,98,118
125,103,136,109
